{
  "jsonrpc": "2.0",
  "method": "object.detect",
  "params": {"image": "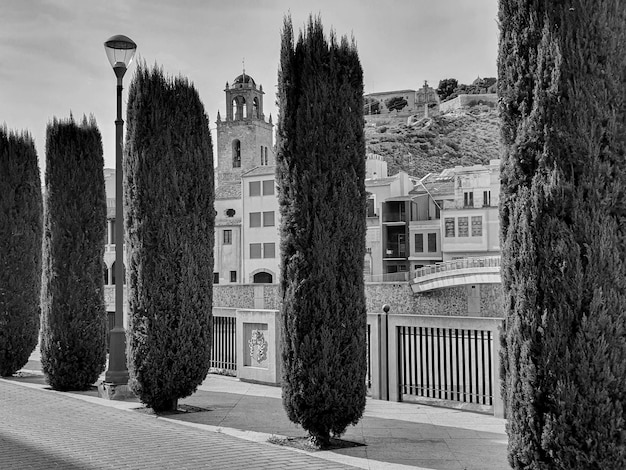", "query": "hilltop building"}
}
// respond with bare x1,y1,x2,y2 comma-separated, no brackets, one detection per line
364,81,440,117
